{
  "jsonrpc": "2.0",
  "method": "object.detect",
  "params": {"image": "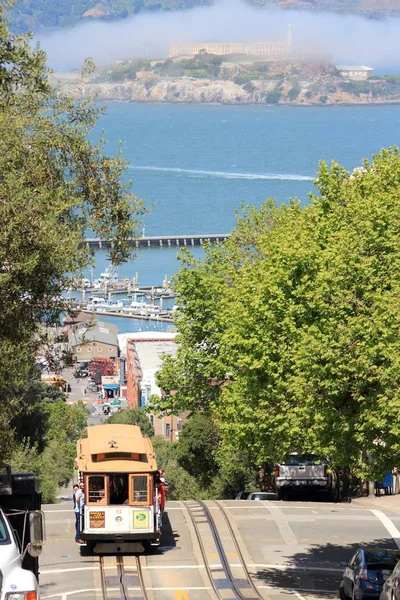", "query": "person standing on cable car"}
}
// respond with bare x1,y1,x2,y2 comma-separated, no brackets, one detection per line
157,476,166,522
